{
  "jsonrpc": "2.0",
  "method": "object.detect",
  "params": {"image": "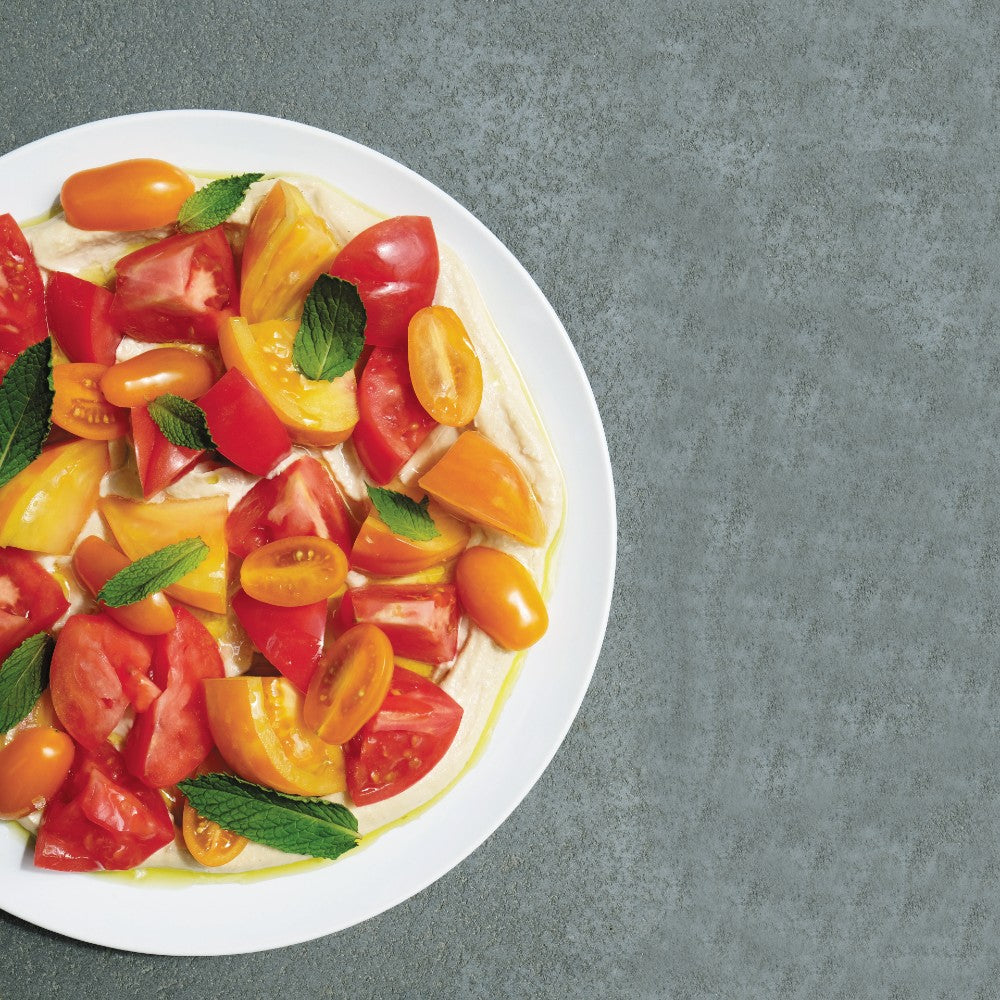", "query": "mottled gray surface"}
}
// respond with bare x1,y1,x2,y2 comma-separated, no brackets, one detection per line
1,0,998,996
